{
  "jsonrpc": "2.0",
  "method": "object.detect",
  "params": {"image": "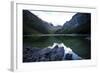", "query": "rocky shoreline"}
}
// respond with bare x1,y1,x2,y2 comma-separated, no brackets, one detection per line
23,43,82,62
